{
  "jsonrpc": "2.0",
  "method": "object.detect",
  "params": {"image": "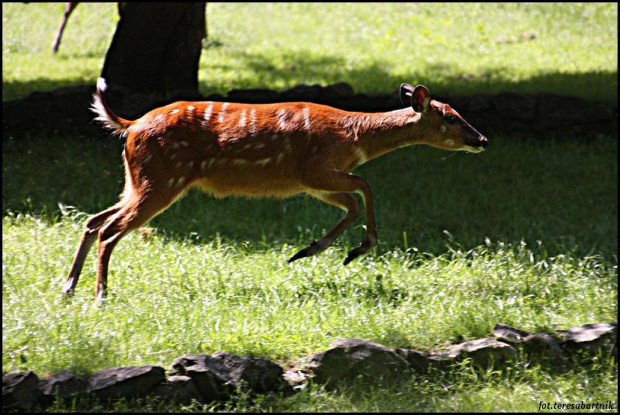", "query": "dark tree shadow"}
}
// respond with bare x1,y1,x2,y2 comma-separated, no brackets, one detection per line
2,47,617,259
3,49,617,105
3,131,617,259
